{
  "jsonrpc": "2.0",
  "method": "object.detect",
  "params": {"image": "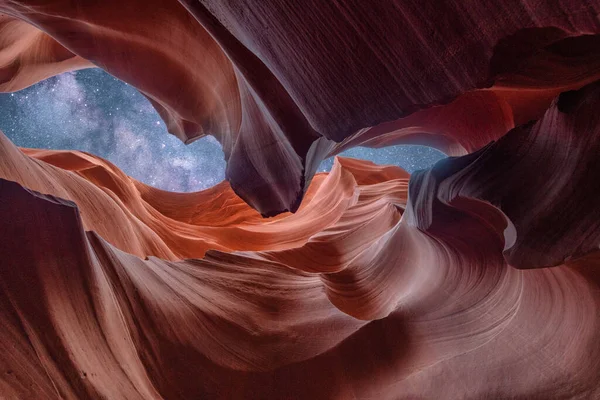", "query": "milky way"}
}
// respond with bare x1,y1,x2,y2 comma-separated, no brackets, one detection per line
0,69,445,192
